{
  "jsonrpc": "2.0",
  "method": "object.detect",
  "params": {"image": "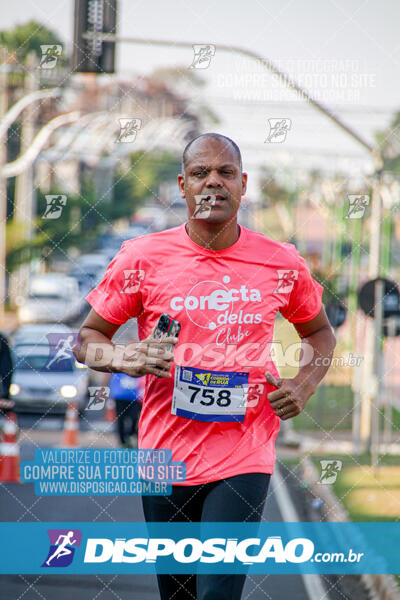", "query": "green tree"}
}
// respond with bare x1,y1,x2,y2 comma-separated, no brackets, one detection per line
258,166,293,208
376,111,400,172
0,20,64,64
6,150,182,272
